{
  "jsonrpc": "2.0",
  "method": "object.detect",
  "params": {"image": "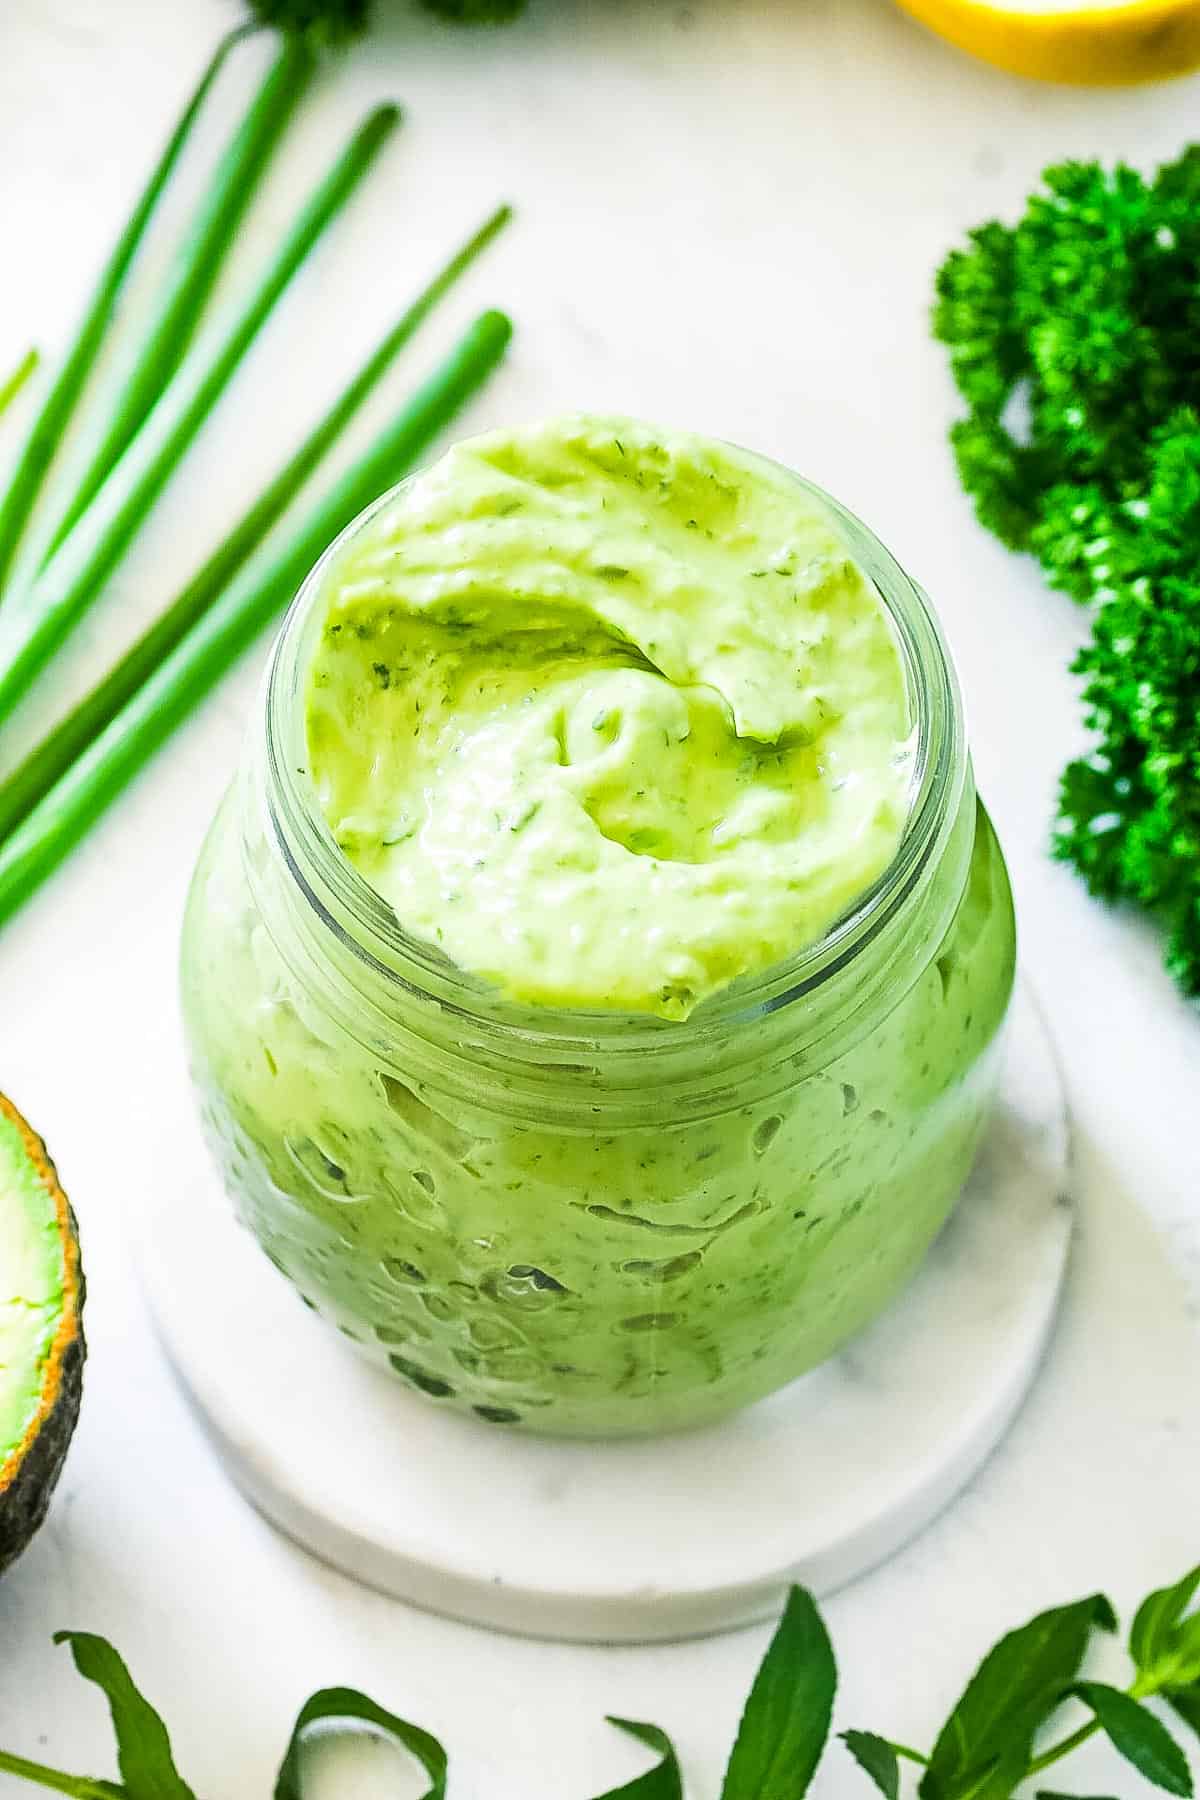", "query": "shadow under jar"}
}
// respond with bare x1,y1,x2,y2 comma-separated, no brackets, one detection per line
181,464,1016,1439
